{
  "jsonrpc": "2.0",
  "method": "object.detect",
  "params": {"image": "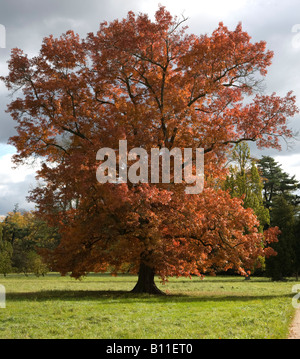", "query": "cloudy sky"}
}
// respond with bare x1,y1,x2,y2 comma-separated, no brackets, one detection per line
0,0,300,215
